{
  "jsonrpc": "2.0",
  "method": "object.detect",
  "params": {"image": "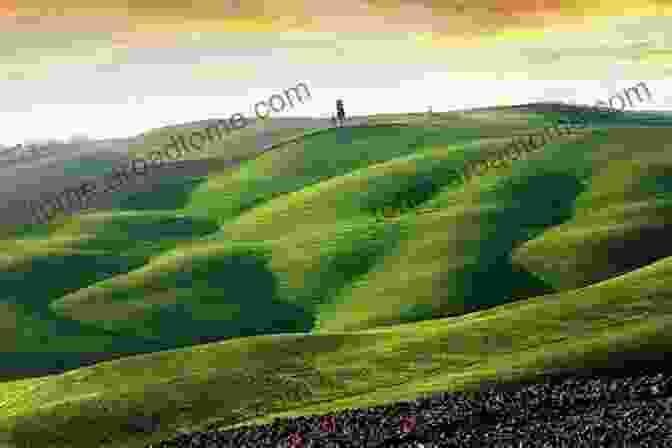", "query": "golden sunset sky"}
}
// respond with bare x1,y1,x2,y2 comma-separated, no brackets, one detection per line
1,0,671,144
